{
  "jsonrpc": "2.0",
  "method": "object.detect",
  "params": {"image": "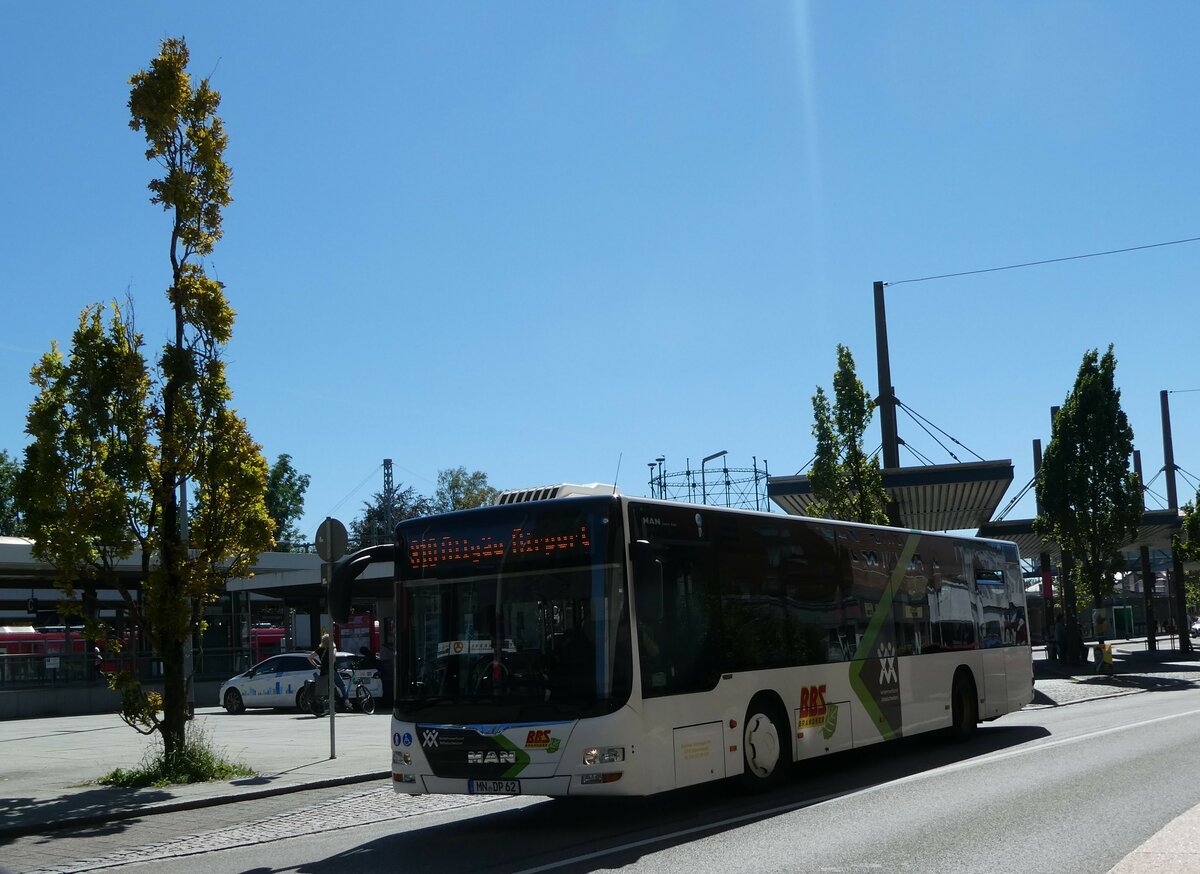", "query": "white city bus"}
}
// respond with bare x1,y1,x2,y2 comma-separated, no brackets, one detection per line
330,486,1033,797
